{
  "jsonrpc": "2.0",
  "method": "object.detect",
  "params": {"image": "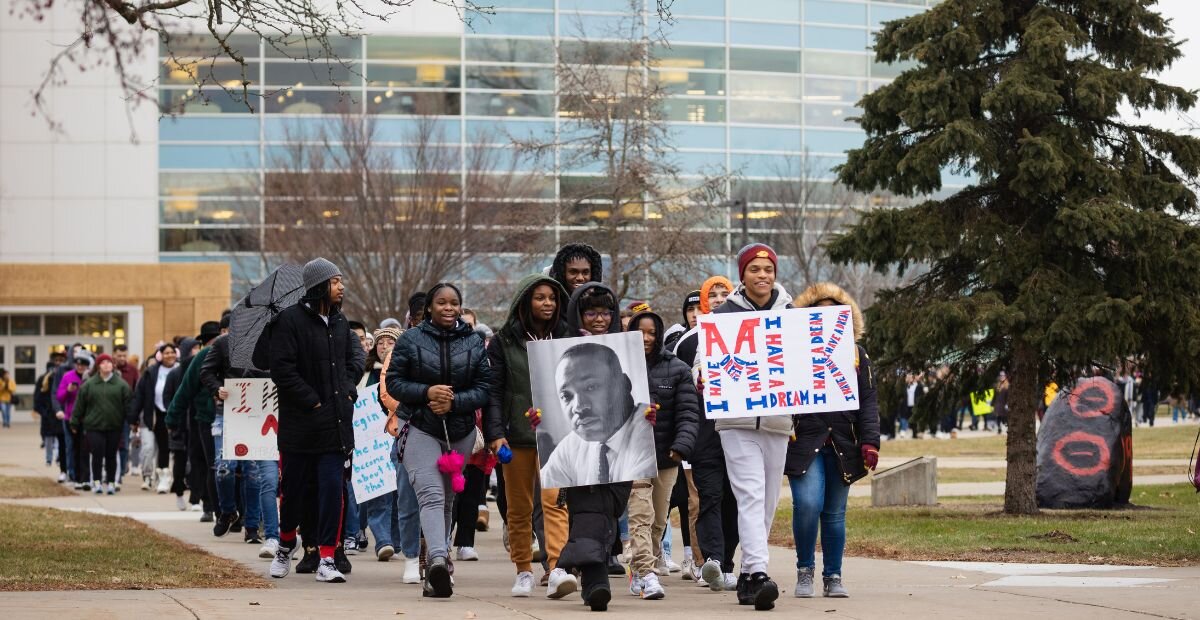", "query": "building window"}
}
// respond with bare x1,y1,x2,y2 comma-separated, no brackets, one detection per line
367,36,461,61
730,48,801,73
466,38,554,64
